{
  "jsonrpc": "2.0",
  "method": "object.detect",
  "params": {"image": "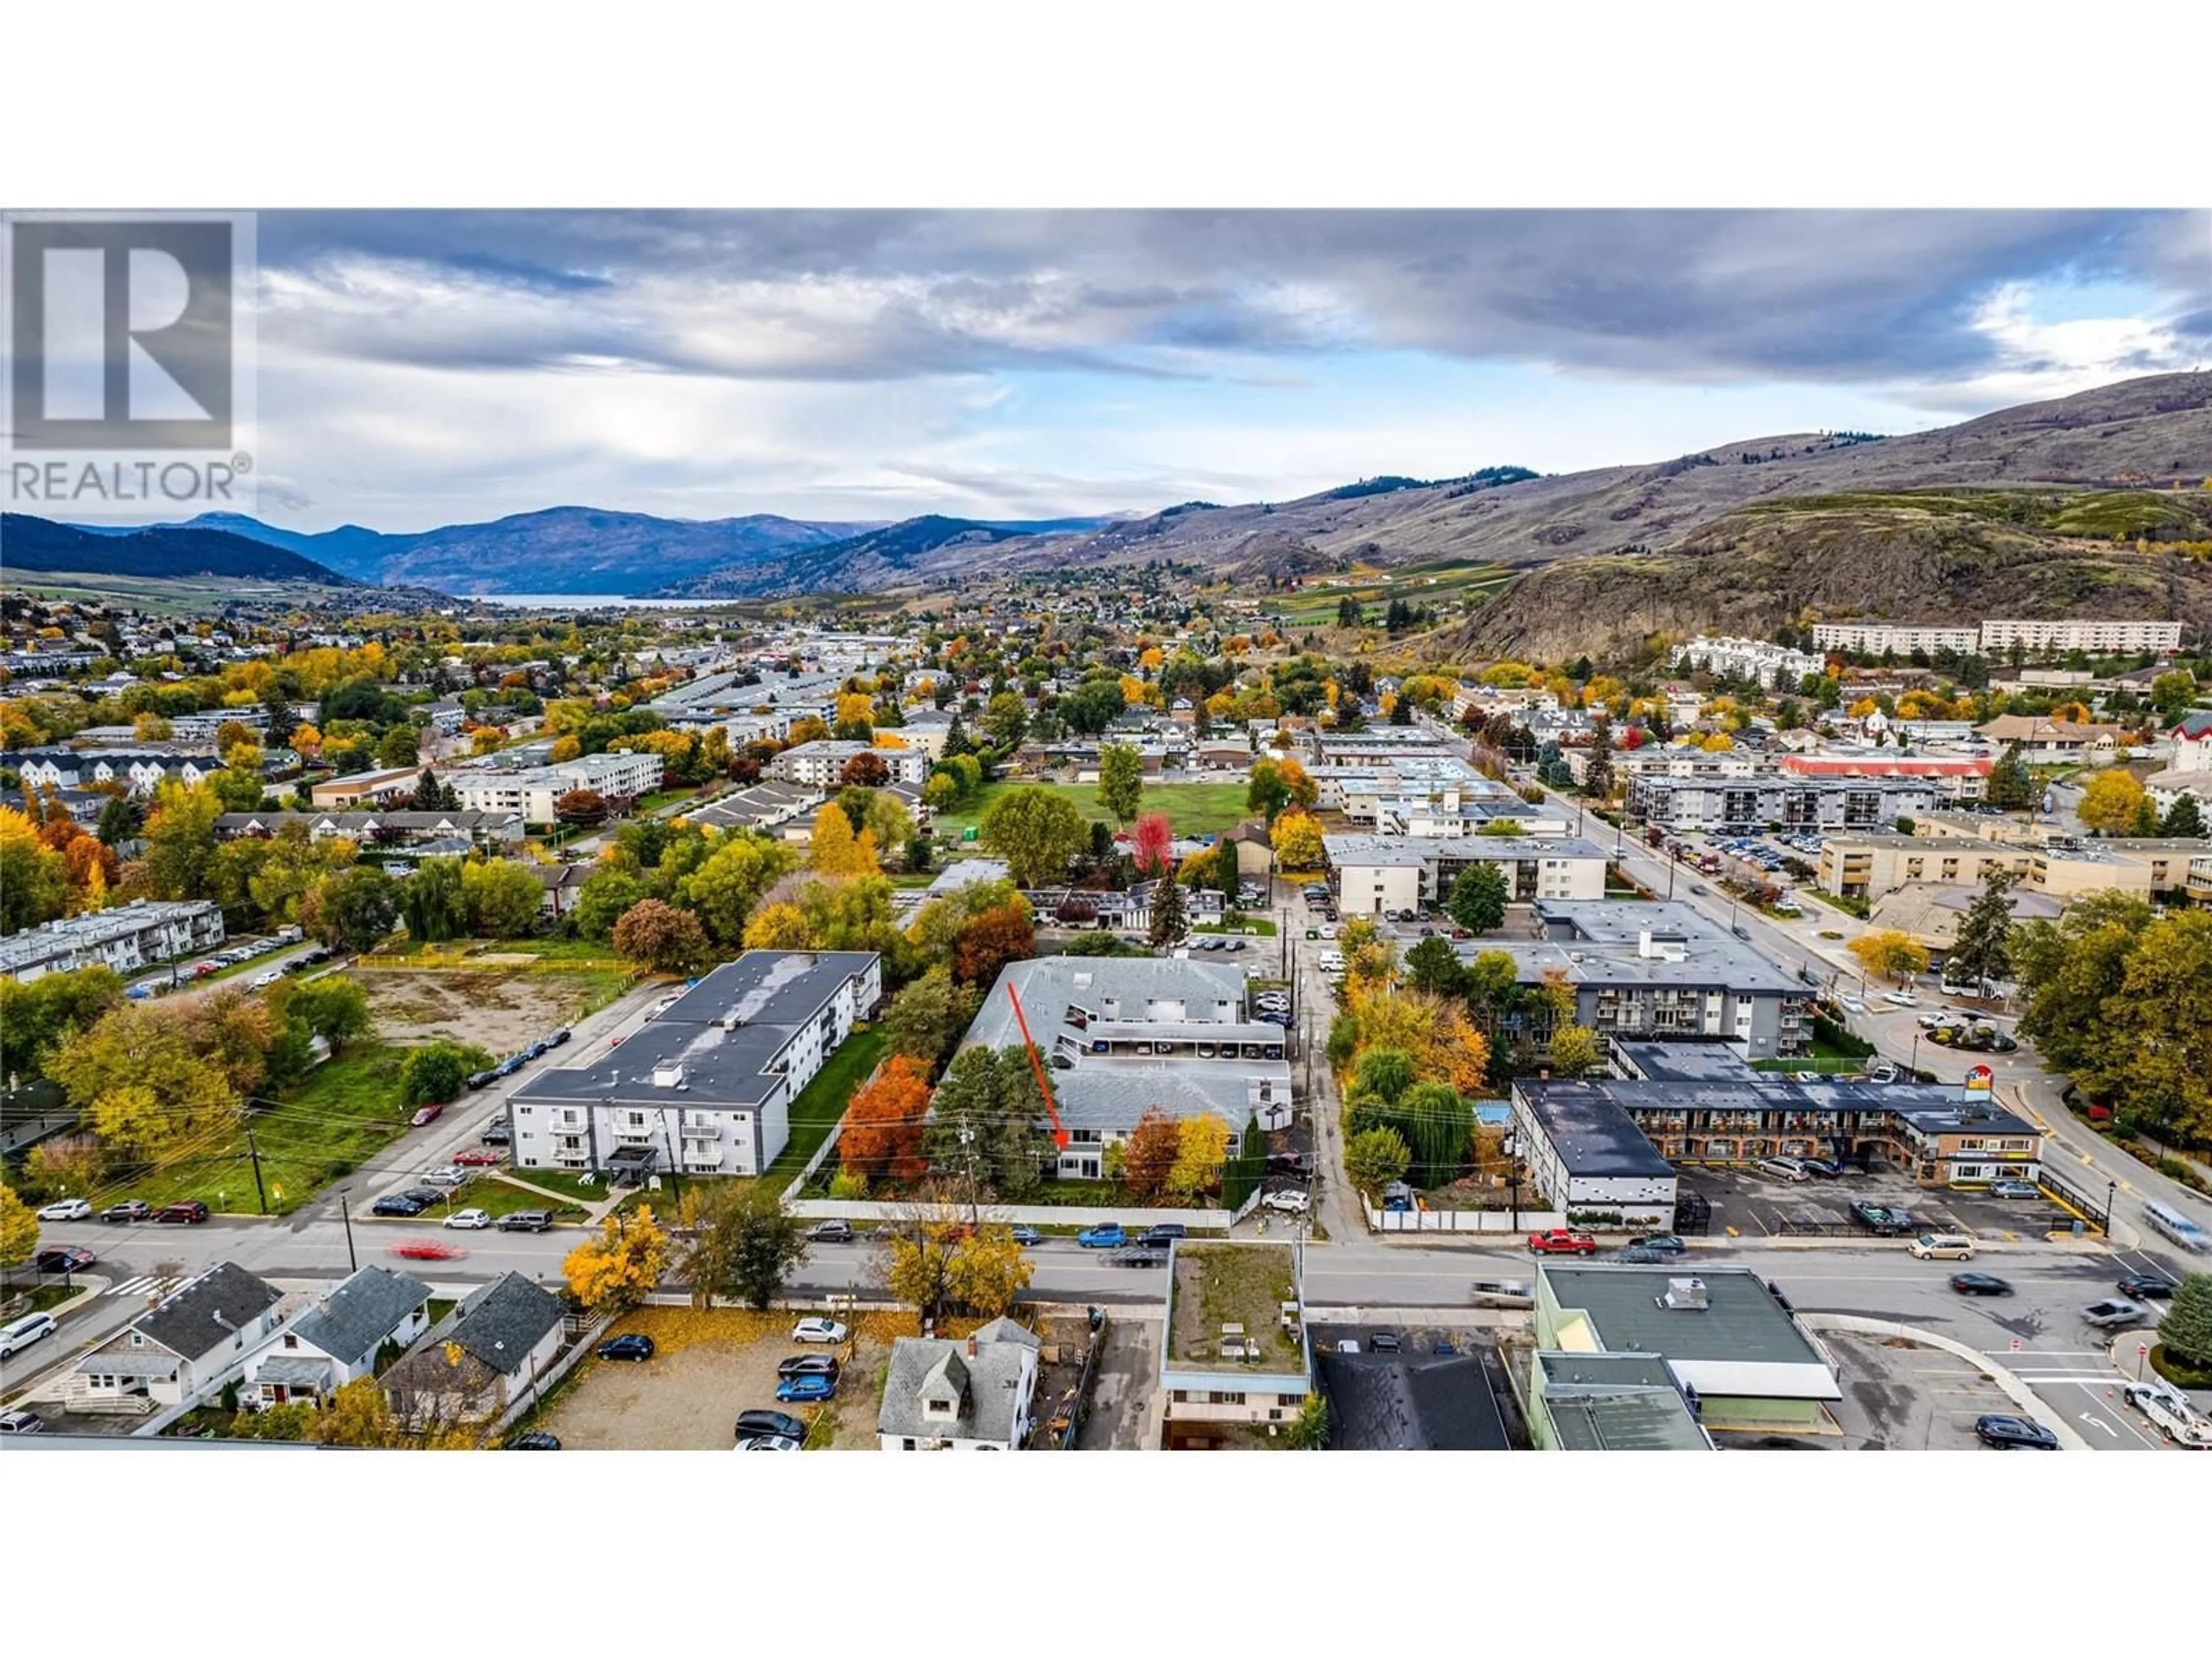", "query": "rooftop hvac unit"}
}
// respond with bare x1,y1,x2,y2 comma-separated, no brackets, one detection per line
1660,1277,1710,1311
